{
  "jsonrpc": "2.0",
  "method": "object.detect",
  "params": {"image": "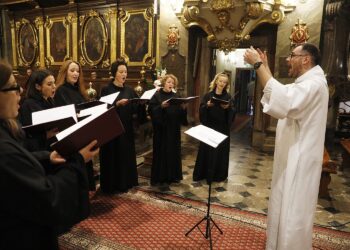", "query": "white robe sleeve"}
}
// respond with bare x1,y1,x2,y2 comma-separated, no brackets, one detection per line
261,77,322,120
